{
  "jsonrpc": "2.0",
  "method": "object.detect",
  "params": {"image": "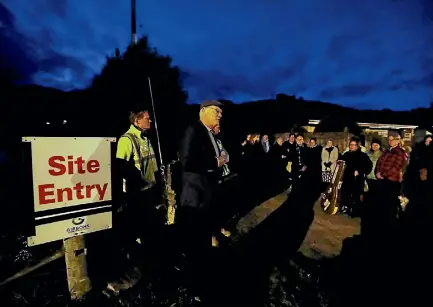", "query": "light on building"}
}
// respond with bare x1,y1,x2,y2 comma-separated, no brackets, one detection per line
46,122,50,125
63,120,67,124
